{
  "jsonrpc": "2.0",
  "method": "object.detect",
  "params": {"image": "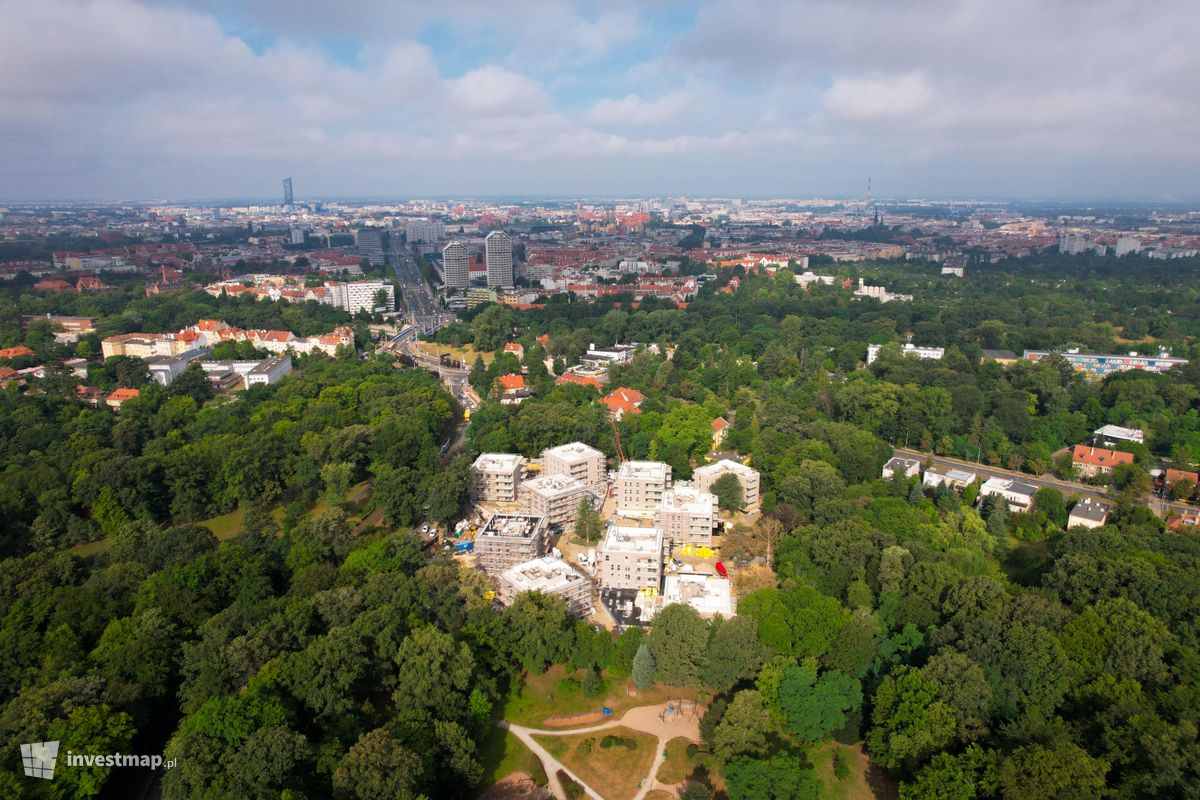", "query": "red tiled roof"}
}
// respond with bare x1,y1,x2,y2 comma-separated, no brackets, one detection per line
497,374,526,391
601,387,644,416
1072,445,1134,468
0,345,35,359
1166,468,1199,485
107,387,140,403
556,372,601,388
711,418,729,432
